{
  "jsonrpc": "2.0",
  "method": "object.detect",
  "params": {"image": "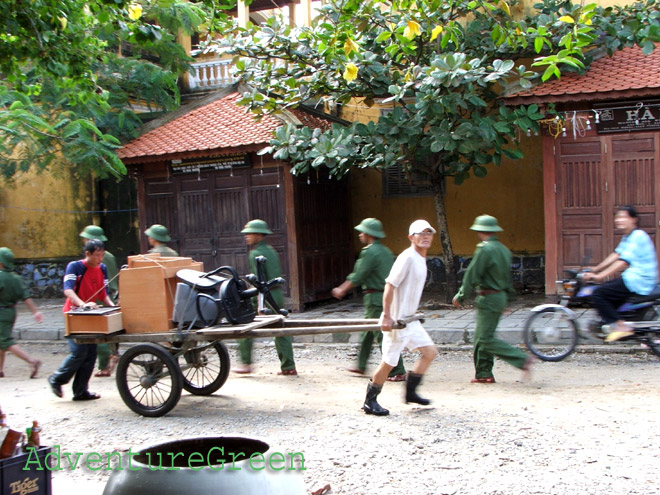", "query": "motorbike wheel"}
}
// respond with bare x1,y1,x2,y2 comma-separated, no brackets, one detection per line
523,308,578,362
639,305,660,358
640,331,660,358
